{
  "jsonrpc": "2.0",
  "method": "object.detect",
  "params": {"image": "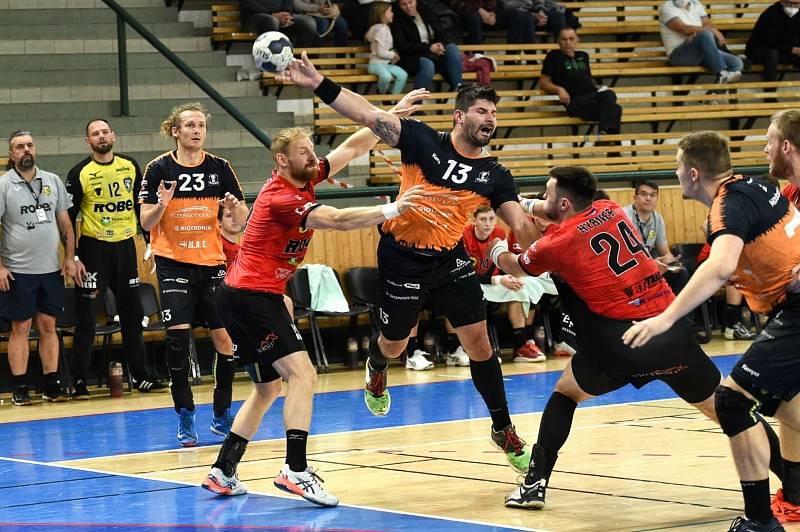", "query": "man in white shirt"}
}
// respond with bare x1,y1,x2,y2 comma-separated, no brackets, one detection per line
659,0,743,83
